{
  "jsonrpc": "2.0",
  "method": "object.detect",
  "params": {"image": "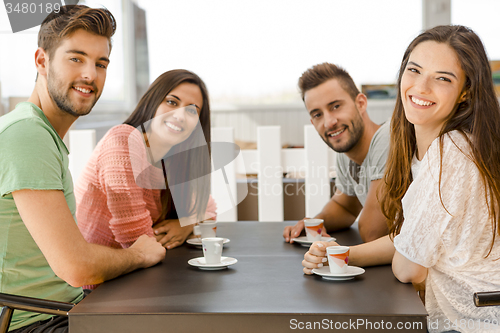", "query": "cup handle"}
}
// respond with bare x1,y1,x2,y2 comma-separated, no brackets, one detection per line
193,225,201,236
215,243,221,254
